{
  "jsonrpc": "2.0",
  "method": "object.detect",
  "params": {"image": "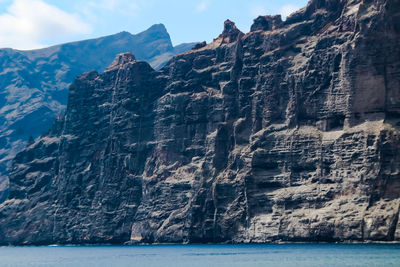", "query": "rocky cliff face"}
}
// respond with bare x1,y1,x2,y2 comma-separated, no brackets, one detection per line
1,0,400,245
0,24,196,201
